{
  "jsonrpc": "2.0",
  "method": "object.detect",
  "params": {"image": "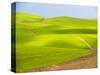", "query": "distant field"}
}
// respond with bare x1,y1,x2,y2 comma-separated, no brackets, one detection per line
13,12,97,72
